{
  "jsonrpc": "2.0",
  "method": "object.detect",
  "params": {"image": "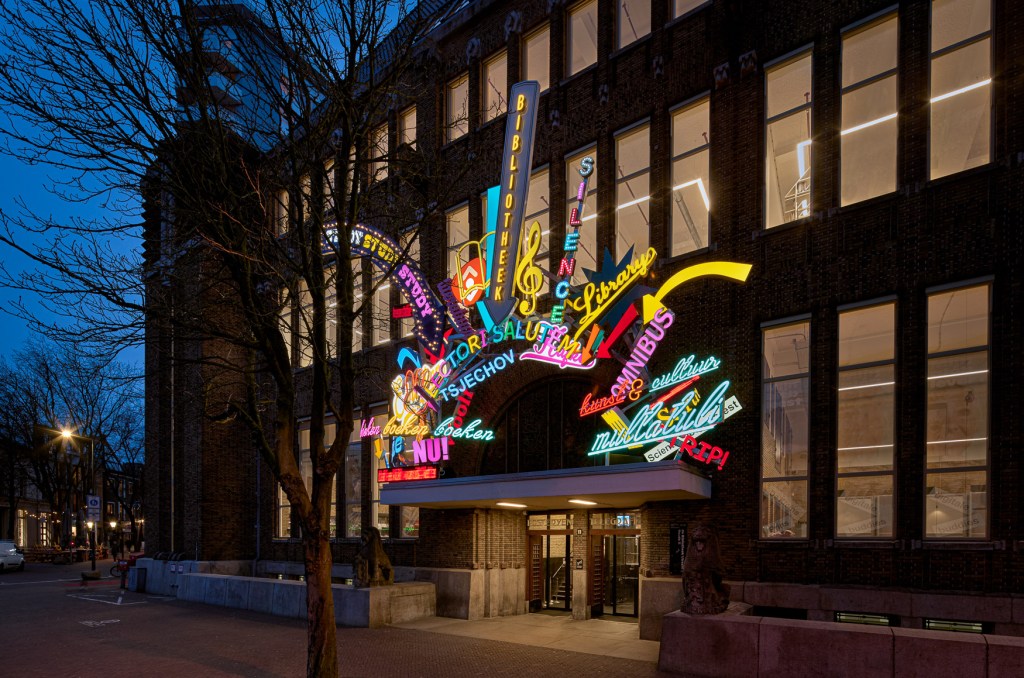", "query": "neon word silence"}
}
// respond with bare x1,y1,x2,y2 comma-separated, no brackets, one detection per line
439,349,516,402
589,380,732,455
433,417,495,442
611,307,674,396
377,465,439,483
550,155,594,325
650,354,721,392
